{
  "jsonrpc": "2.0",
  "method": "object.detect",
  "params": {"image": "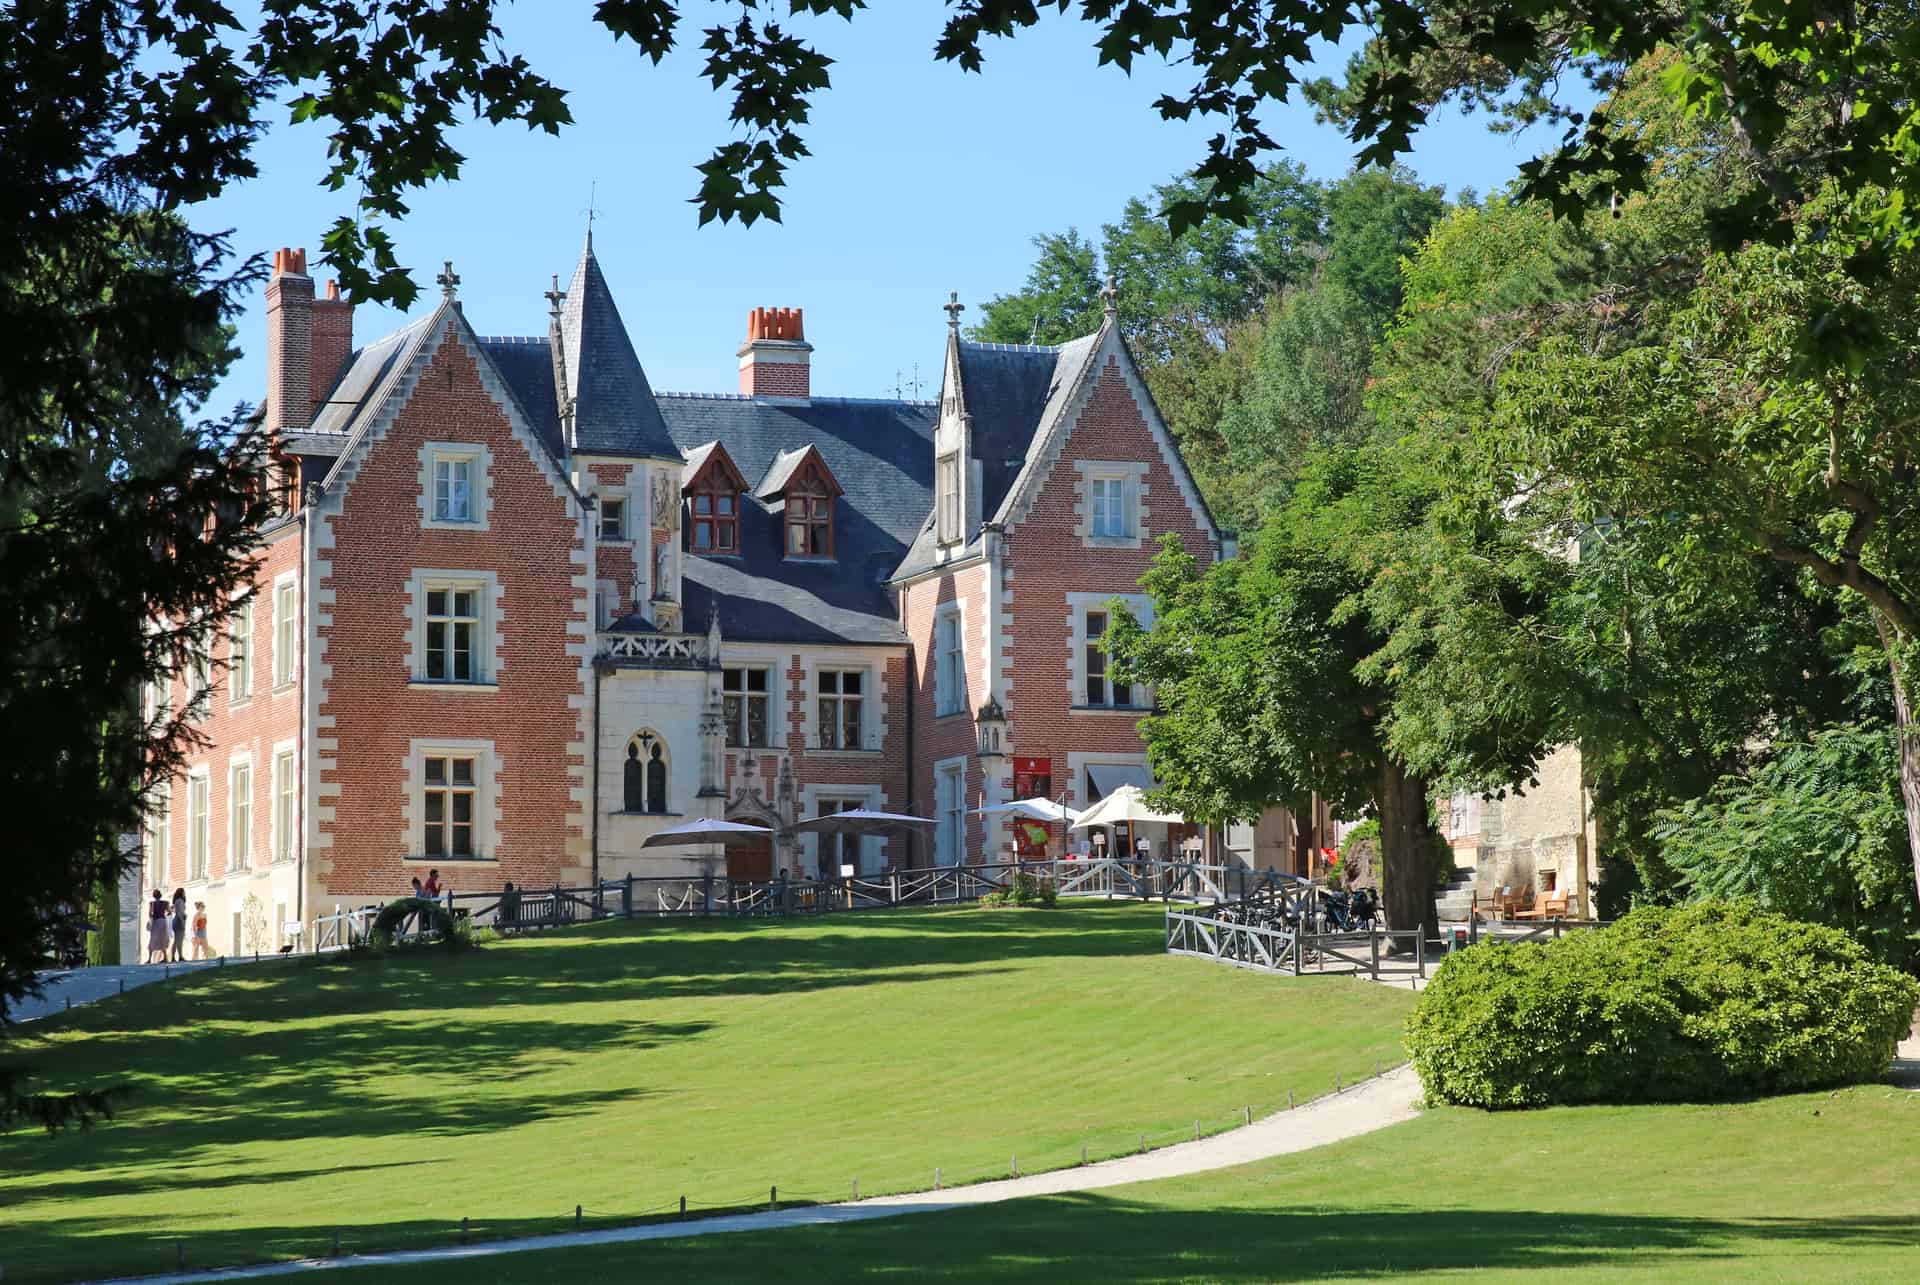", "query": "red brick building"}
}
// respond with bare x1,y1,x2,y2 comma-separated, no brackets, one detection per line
145,240,1218,948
